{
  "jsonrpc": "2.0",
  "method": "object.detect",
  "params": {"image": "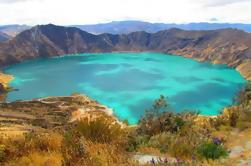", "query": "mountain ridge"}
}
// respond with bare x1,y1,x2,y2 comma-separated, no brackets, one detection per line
0,31,10,42
2,21,251,37
72,21,251,34
0,24,250,81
